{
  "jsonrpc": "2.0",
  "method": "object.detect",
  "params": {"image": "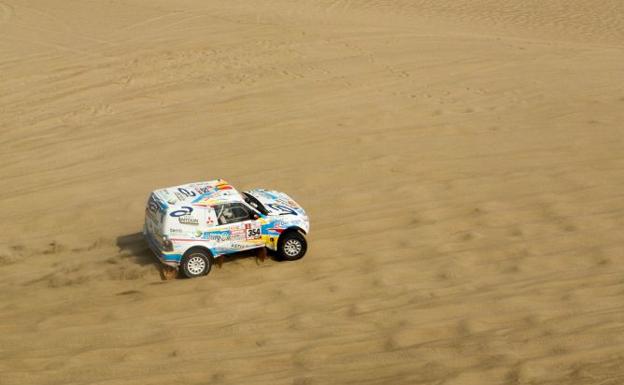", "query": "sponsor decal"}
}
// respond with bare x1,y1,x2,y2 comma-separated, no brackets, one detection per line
230,229,246,241
195,186,211,195
267,203,297,216
170,206,193,217
202,230,230,242
148,195,161,213
178,216,199,225
178,187,196,198
246,228,261,239
193,182,234,196
265,219,288,234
